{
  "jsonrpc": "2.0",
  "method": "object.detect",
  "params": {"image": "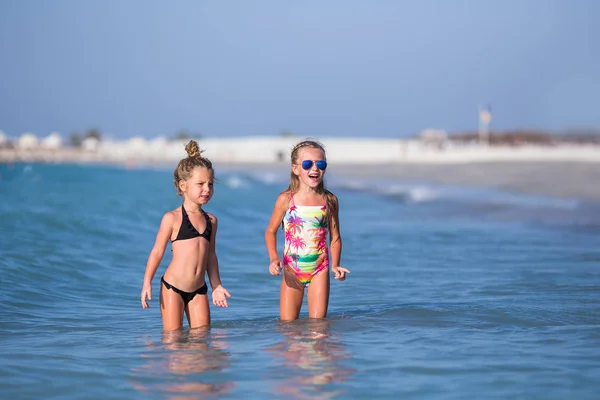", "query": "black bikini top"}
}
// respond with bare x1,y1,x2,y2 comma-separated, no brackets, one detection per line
172,205,212,243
